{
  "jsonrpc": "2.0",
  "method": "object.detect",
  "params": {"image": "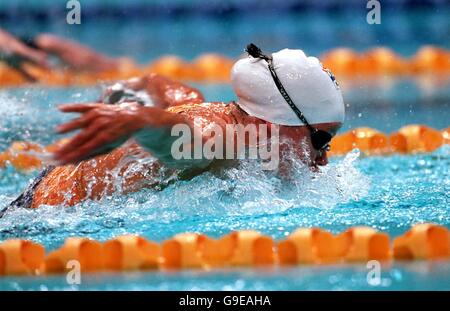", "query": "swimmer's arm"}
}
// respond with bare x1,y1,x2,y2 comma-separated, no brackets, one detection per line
34,33,118,72
133,116,212,169
102,74,205,108
54,103,213,169
0,29,49,70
